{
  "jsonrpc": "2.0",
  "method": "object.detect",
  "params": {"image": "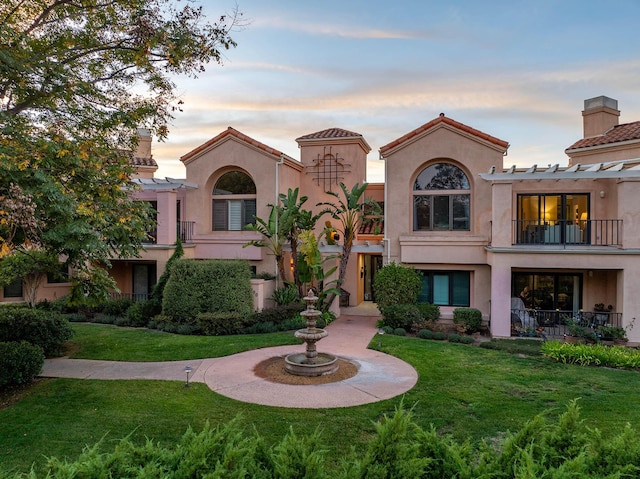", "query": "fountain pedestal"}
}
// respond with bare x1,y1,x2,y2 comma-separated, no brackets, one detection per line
284,292,338,377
